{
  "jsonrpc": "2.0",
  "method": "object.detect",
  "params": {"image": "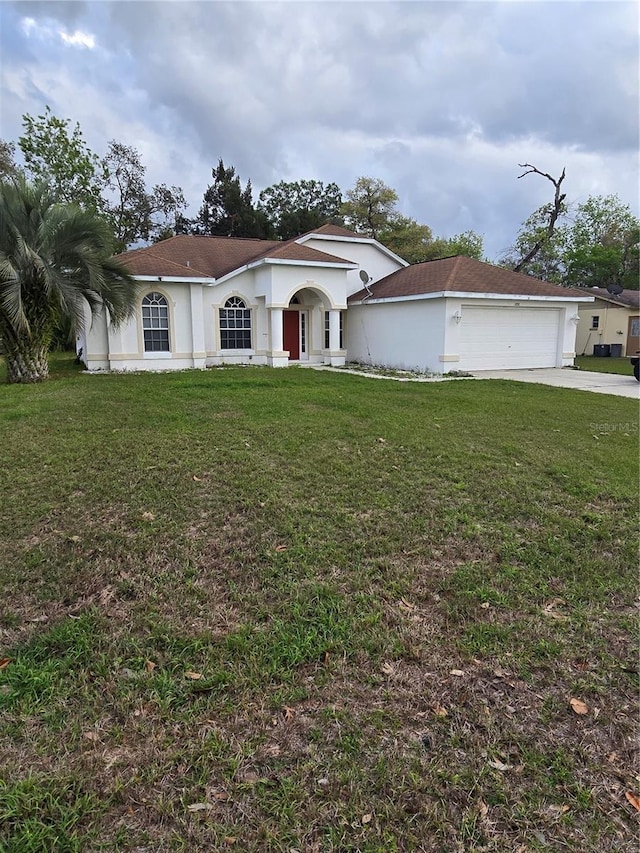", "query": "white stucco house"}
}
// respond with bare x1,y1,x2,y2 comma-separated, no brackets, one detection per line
79,224,592,374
